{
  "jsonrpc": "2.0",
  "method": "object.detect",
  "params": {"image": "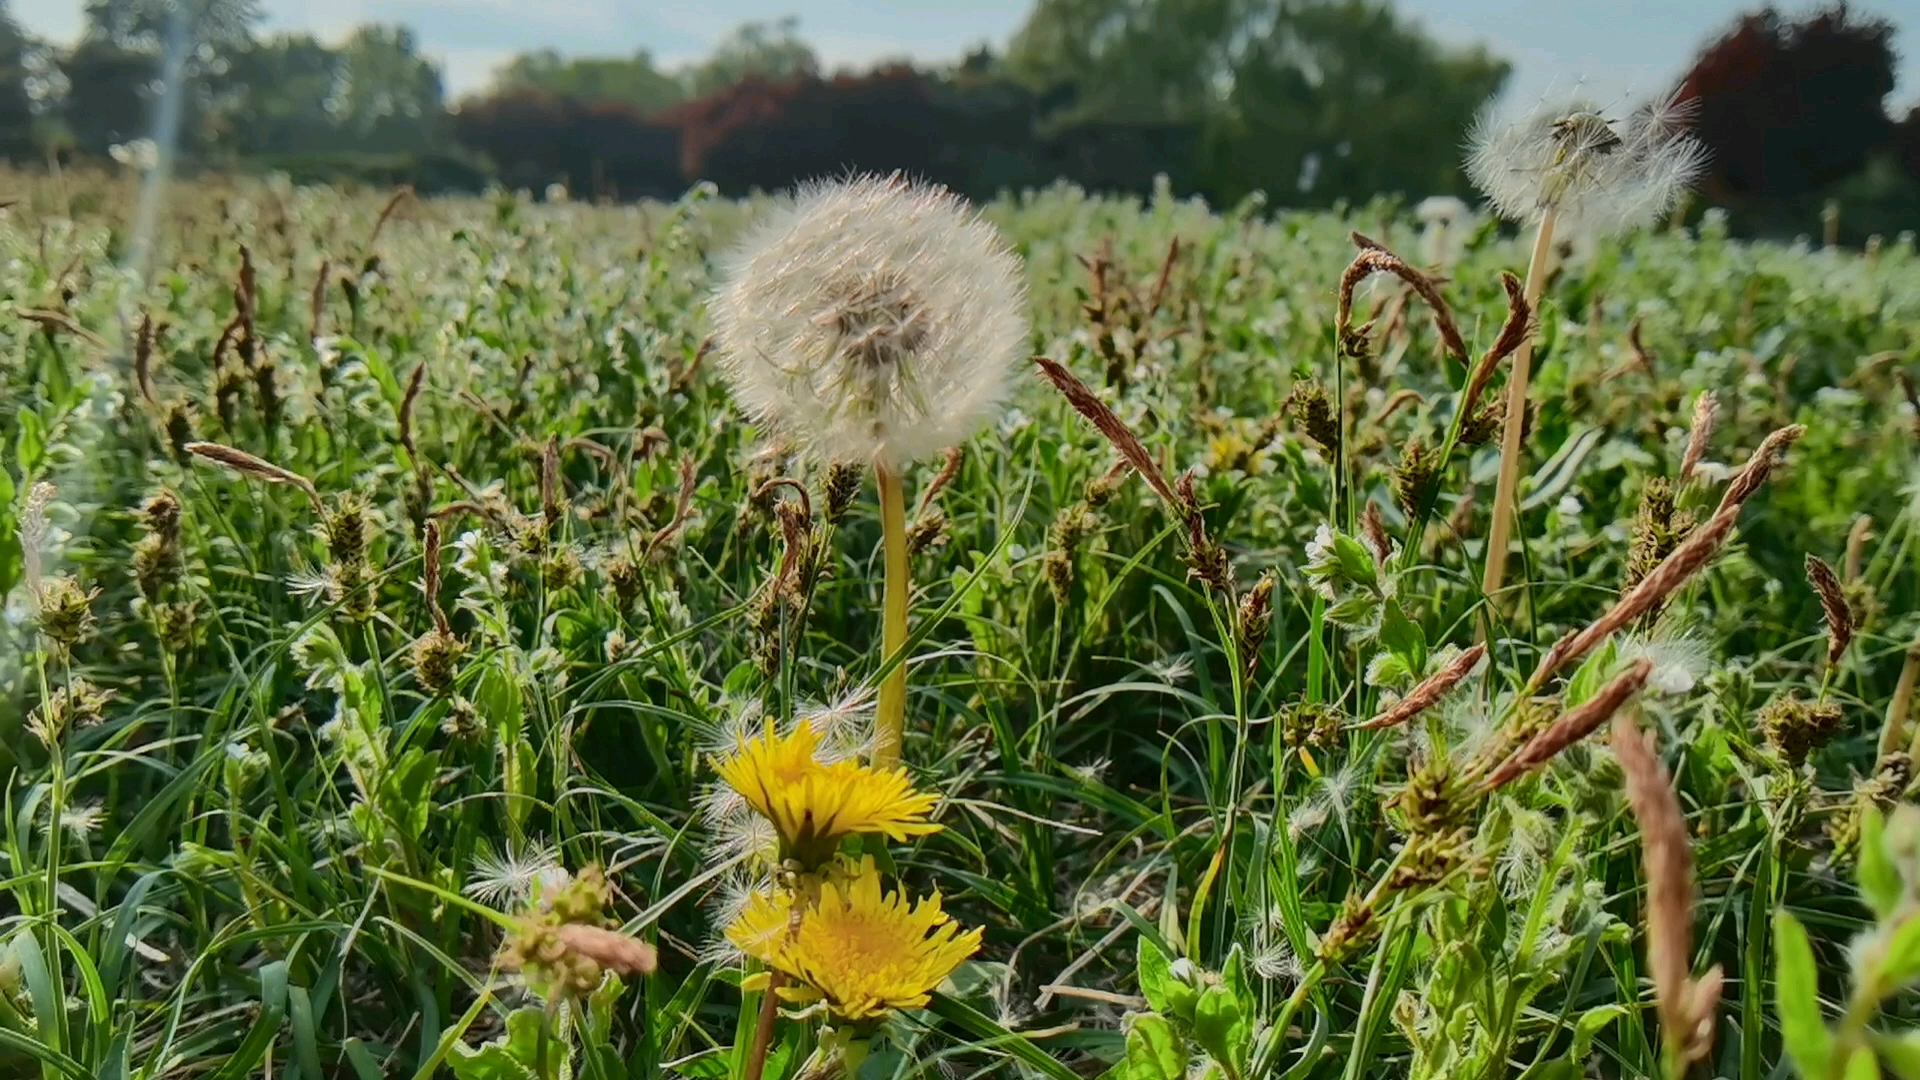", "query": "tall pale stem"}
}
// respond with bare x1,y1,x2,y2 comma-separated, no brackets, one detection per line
874,461,910,768
1480,209,1559,605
